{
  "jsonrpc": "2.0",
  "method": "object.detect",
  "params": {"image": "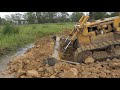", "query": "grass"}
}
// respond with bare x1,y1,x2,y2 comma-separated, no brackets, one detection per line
0,22,73,55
